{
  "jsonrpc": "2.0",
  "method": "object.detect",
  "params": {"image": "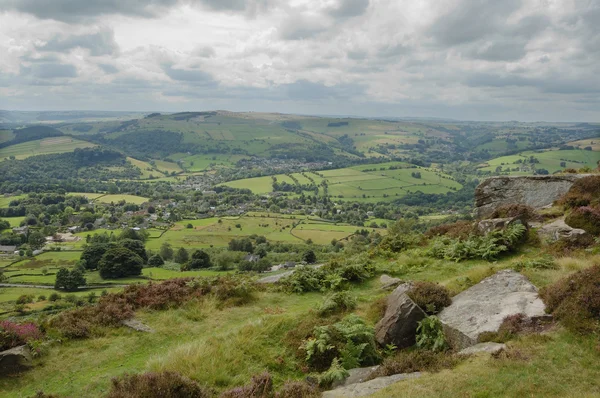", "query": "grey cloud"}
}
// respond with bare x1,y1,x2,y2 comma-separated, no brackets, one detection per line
99,64,119,74
21,63,78,79
328,0,369,18
377,43,410,59
279,20,328,41
163,65,216,85
466,39,527,61
38,30,118,56
283,80,364,100
464,72,600,94
192,46,216,58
